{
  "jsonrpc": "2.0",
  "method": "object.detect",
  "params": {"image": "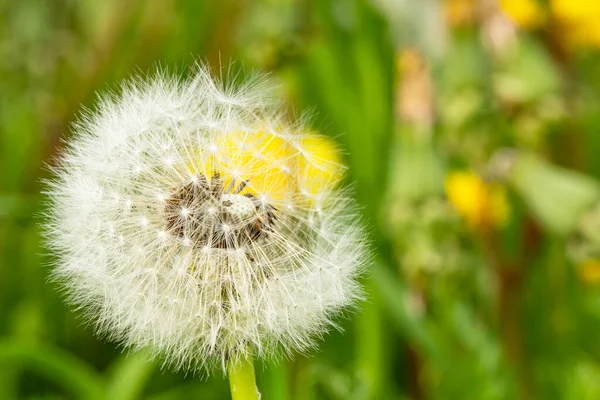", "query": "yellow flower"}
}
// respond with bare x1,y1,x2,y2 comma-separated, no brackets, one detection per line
445,171,510,230
189,129,343,204
577,259,600,285
296,135,344,199
444,0,477,28
551,0,600,47
501,0,545,29
499,0,600,48
551,0,600,22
